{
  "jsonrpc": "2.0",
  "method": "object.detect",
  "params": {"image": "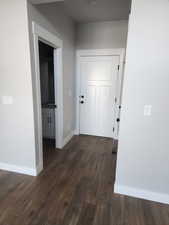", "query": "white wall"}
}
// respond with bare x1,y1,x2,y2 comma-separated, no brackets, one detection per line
0,0,36,173
115,0,169,204
76,20,128,49
27,2,76,153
